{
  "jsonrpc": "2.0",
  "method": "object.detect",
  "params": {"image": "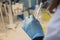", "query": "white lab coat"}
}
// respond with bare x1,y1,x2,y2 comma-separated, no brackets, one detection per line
44,5,60,40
